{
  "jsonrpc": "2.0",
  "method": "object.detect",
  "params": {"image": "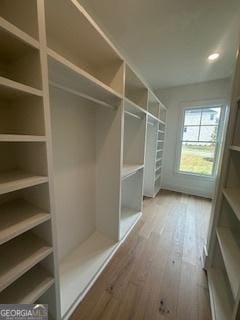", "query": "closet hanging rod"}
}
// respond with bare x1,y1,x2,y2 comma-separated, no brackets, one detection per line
124,110,141,120
49,81,116,110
